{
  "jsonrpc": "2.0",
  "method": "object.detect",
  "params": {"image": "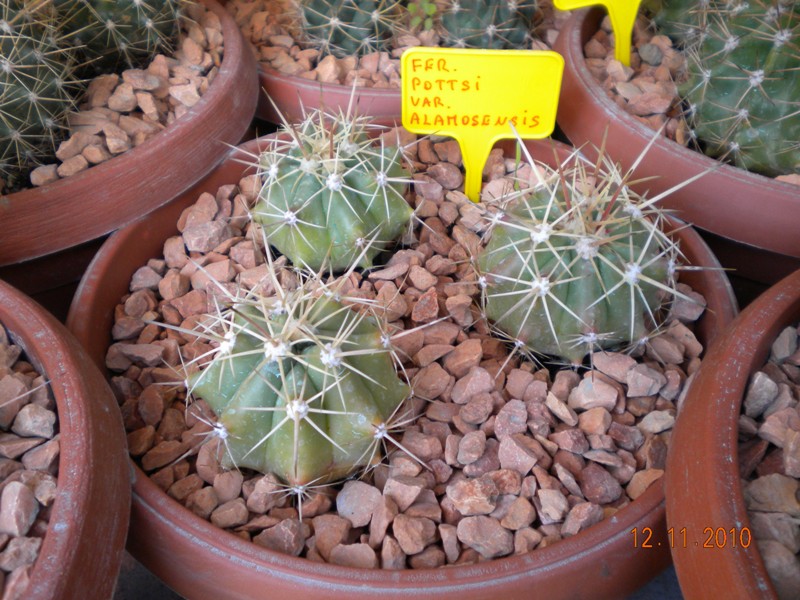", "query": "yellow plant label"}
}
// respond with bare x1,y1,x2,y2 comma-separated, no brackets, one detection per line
401,47,564,202
553,0,642,66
